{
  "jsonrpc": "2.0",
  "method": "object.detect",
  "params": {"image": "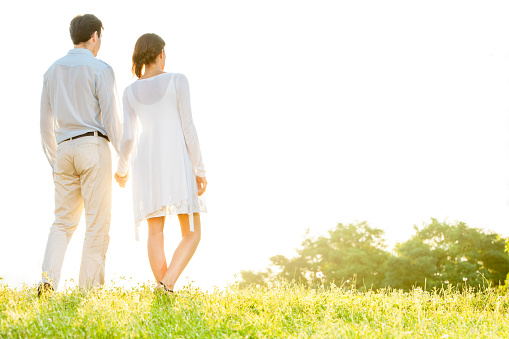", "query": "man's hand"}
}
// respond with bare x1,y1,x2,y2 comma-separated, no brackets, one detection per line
197,176,207,196
114,172,129,188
